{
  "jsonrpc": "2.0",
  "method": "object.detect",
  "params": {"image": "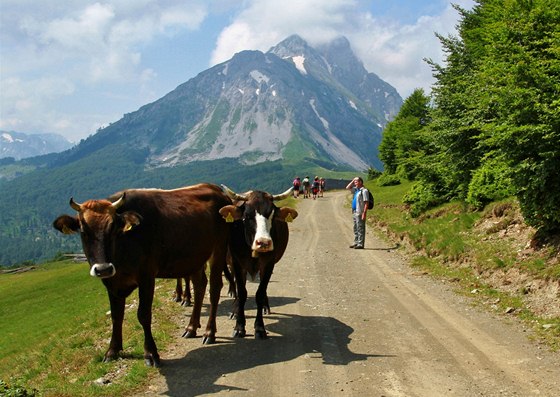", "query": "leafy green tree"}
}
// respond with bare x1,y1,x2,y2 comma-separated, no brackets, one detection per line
413,0,559,231
379,88,432,179
473,0,560,231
